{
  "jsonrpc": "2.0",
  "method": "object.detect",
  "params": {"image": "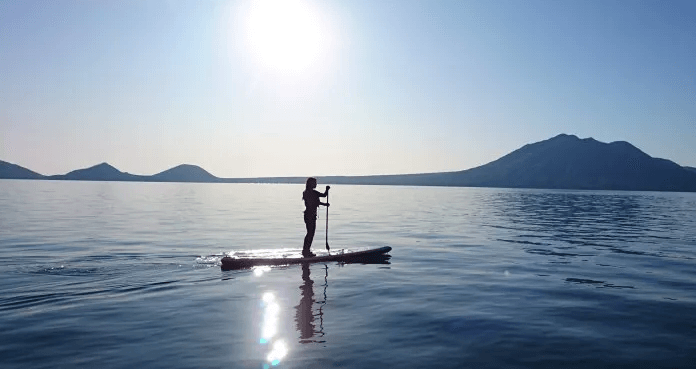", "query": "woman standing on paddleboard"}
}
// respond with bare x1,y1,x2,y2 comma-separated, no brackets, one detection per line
302,177,329,257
